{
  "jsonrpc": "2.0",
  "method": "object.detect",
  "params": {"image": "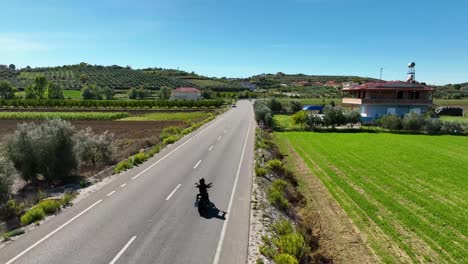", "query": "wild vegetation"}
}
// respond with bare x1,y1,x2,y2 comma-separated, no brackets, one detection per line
0,99,224,108
275,132,468,262
0,112,129,120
